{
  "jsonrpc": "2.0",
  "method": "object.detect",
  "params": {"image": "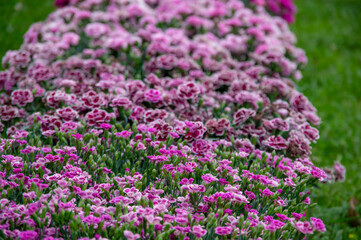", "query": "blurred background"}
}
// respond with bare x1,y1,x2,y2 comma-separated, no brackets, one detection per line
0,0,361,239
